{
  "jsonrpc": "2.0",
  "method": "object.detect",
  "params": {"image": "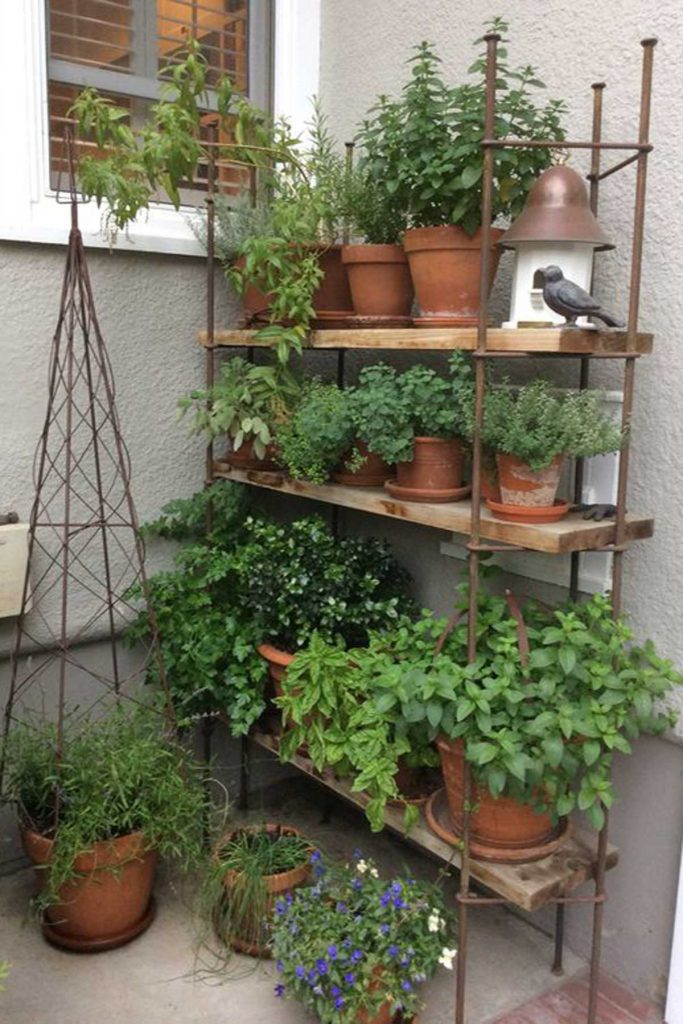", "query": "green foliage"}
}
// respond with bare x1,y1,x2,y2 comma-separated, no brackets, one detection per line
356,20,566,233
340,164,407,245
140,479,253,545
373,589,680,829
0,961,7,991
71,40,298,234
352,353,474,464
230,516,411,651
1,706,205,909
190,194,275,264
482,379,623,470
274,381,357,484
178,356,300,457
271,852,455,1023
